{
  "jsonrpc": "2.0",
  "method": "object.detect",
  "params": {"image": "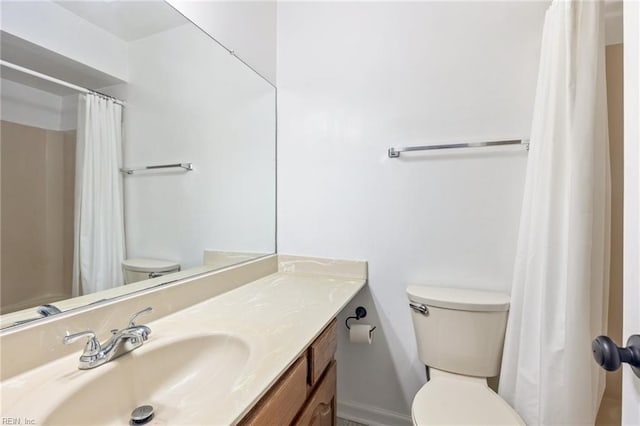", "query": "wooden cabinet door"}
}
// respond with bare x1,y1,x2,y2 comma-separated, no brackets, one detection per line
308,320,337,386
294,361,336,426
239,356,308,426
